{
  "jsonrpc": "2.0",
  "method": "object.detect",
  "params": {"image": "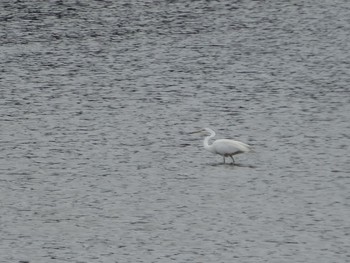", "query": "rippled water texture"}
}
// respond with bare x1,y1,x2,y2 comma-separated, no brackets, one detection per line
1,0,350,262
